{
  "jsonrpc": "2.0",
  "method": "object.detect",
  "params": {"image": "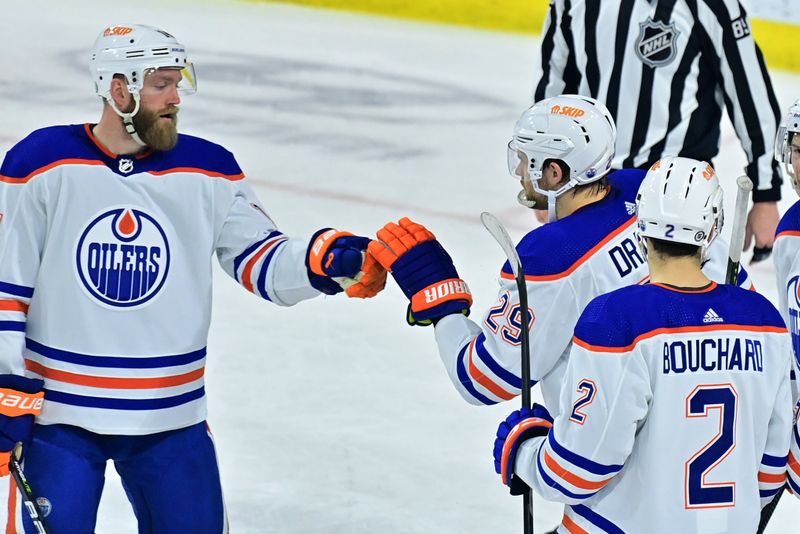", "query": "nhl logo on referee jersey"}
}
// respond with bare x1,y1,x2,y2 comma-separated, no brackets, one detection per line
75,207,170,309
635,17,680,68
